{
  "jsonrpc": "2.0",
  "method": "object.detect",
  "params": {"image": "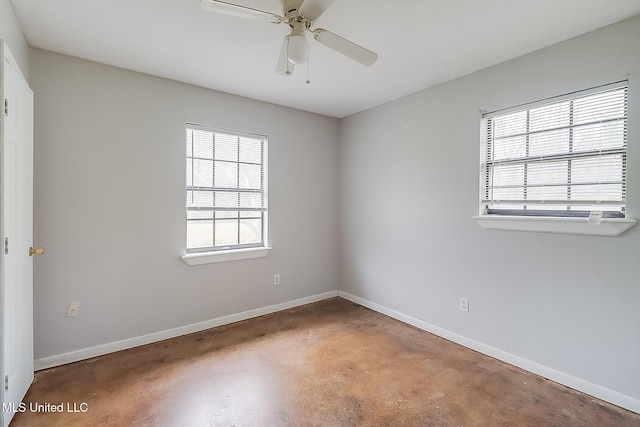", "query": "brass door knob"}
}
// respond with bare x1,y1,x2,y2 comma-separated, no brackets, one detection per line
29,247,44,256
